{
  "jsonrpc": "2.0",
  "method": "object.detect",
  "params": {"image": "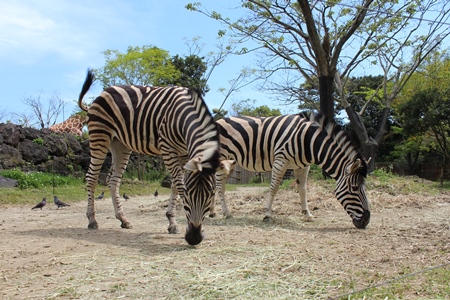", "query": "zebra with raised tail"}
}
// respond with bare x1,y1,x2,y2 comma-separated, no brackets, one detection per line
78,69,225,245
213,113,370,229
